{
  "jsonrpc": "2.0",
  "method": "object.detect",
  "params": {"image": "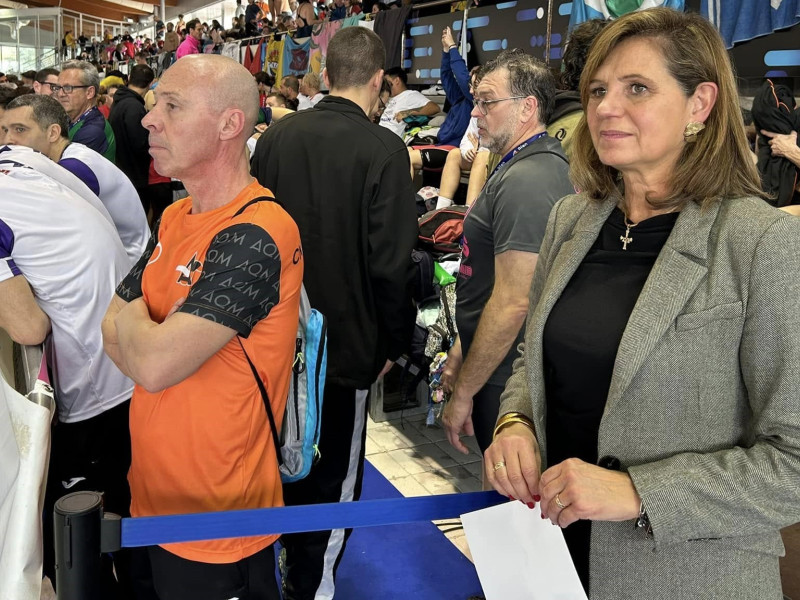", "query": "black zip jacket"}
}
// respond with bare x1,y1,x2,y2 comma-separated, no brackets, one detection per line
251,96,418,389
751,79,800,207
108,86,150,189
